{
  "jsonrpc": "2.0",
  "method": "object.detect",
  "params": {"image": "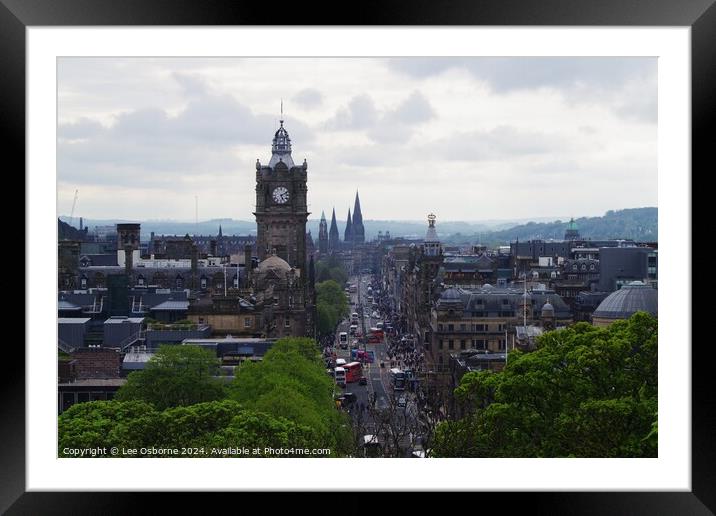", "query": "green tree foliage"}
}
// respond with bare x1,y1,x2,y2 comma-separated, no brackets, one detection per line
315,280,349,336
432,312,658,457
58,399,320,457
59,338,352,456
315,255,348,285
228,337,352,455
114,344,225,410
